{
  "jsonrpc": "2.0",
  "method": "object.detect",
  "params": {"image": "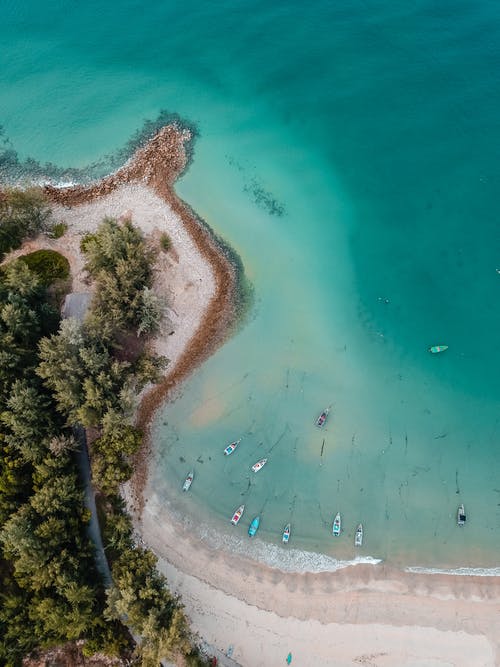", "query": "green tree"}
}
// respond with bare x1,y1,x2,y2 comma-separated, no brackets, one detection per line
91,411,142,494
136,286,164,337
37,319,131,426
82,218,156,337
0,187,52,259
1,380,56,463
